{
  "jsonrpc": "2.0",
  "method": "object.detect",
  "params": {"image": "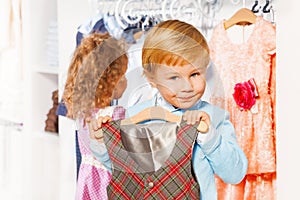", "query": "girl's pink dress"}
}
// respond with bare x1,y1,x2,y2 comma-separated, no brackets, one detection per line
209,16,276,200
75,106,125,200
